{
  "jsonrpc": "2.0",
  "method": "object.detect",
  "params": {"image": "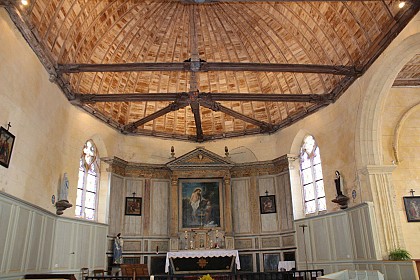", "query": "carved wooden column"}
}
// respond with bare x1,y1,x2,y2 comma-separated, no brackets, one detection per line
169,174,179,251
363,165,403,259
224,175,232,234
223,174,235,249
142,177,151,236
